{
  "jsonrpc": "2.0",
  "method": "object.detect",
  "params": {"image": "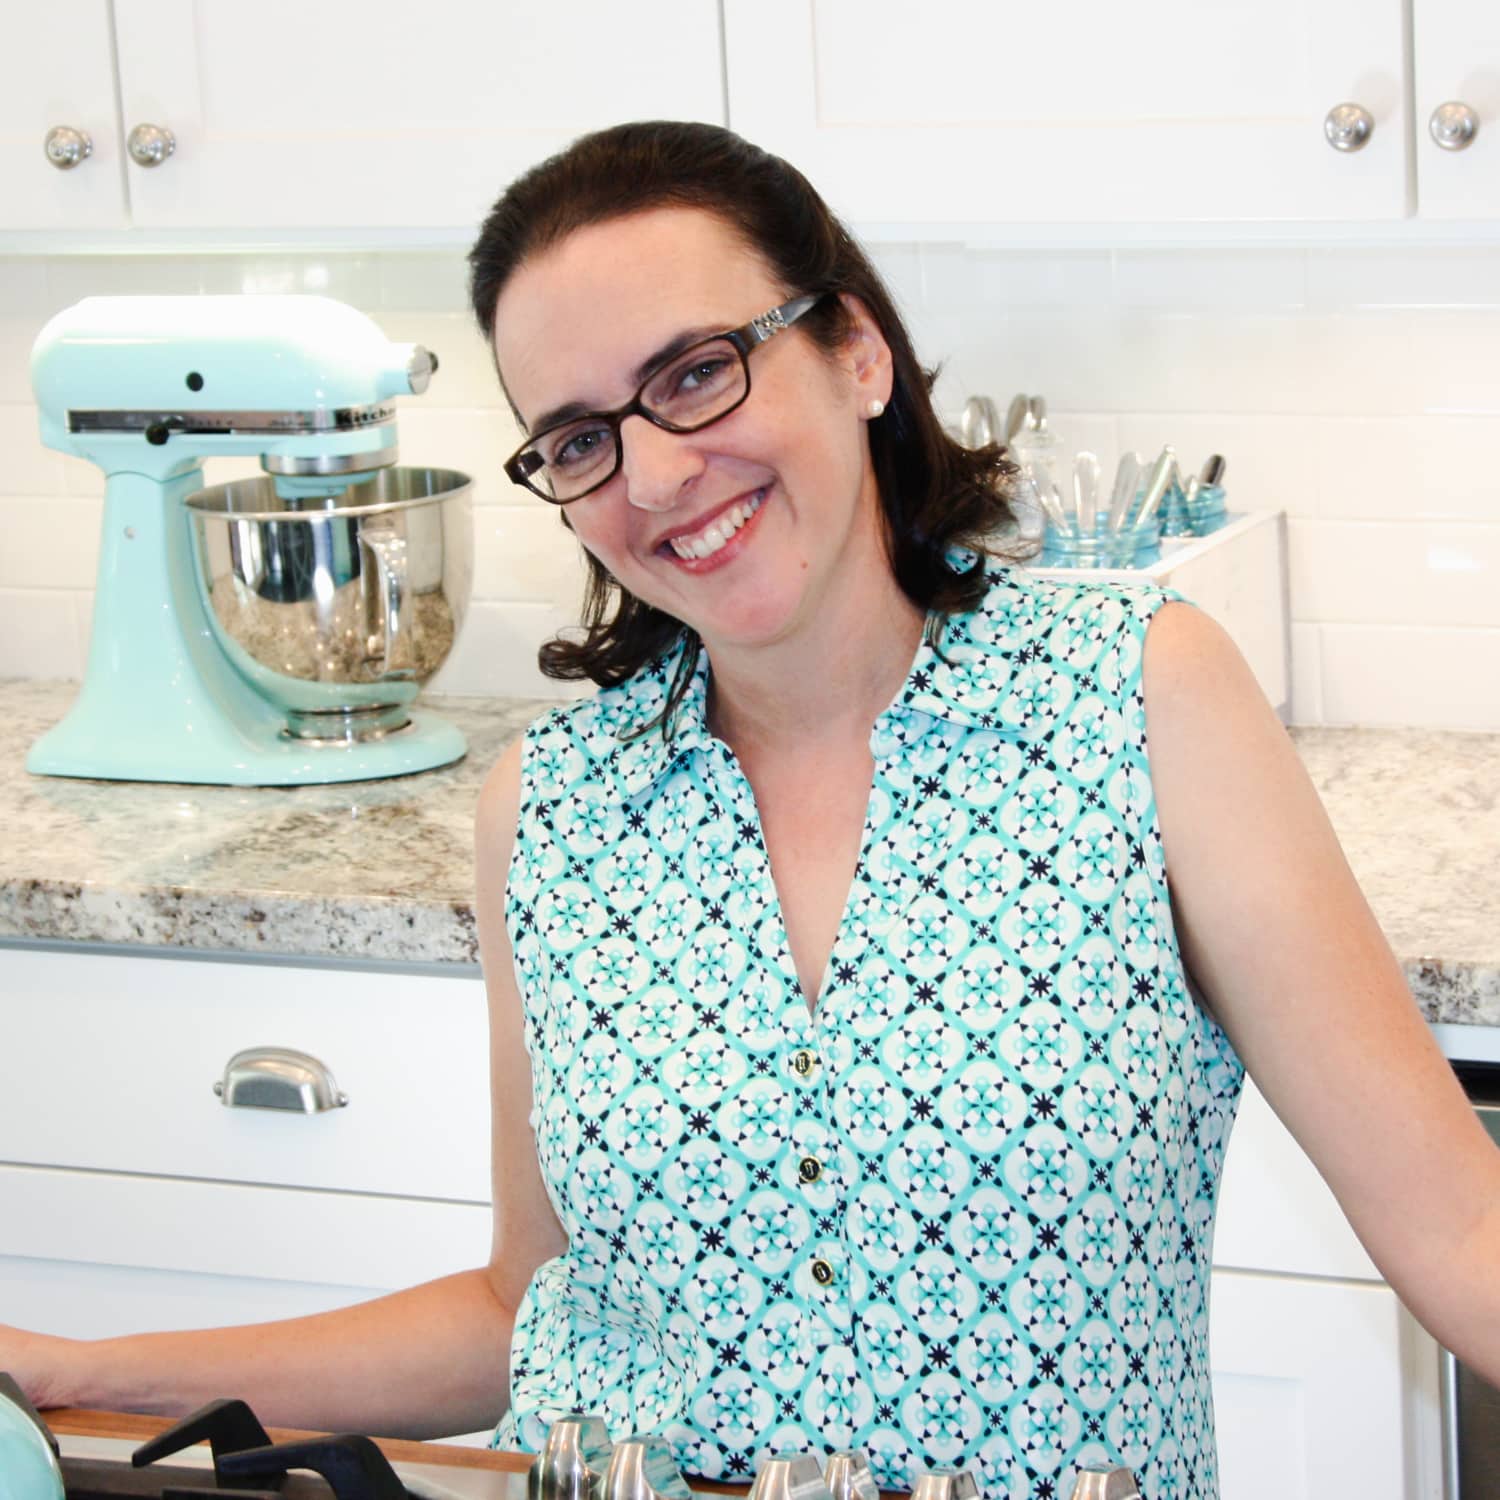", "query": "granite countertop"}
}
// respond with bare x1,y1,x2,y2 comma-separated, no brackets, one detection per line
1,680,1496,1023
